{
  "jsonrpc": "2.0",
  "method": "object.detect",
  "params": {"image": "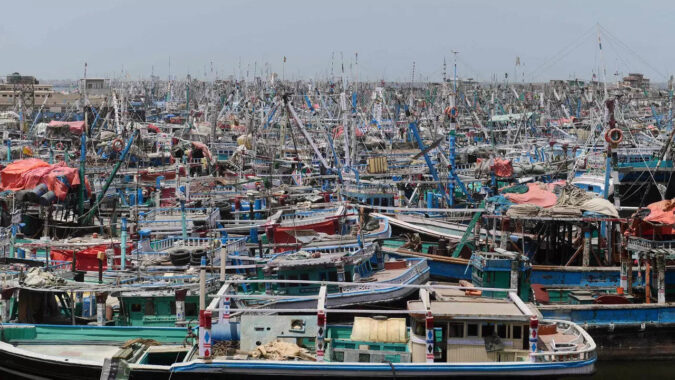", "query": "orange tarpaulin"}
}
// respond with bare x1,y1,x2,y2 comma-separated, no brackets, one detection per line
504,182,557,208
0,158,90,201
643,199,675,225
